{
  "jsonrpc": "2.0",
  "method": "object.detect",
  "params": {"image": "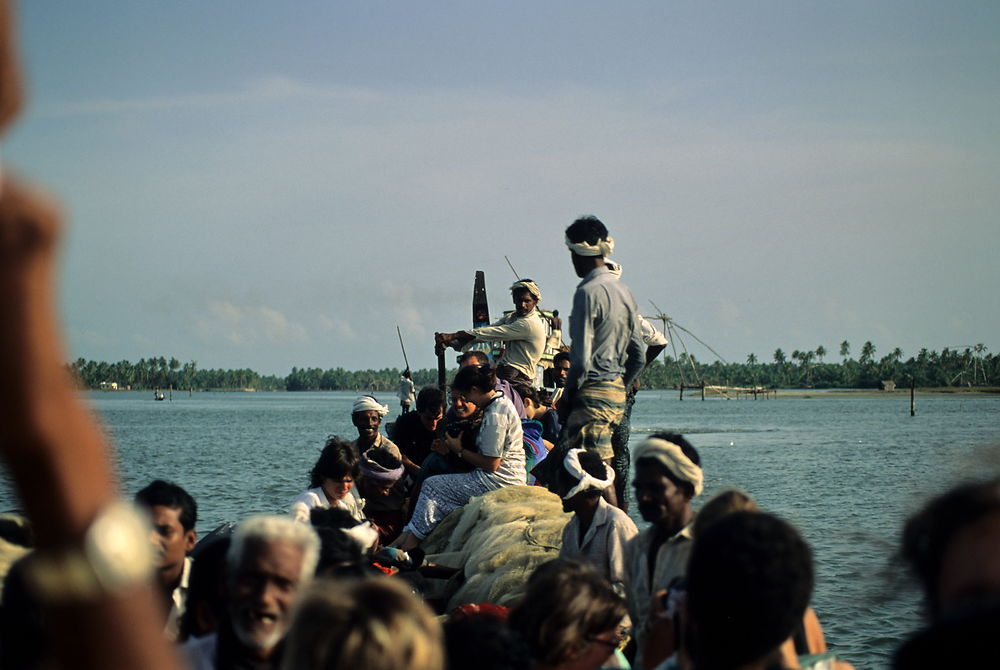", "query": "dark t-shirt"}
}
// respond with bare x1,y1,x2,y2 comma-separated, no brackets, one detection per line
391,410,436,467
